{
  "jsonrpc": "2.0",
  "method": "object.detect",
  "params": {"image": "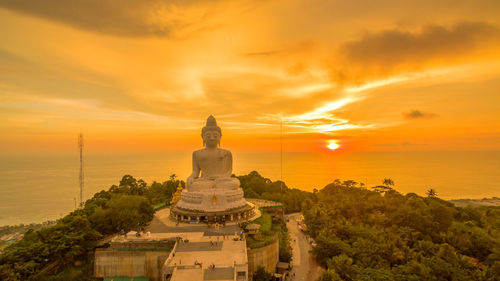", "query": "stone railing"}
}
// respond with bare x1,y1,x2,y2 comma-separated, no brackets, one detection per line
246,199,283,208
